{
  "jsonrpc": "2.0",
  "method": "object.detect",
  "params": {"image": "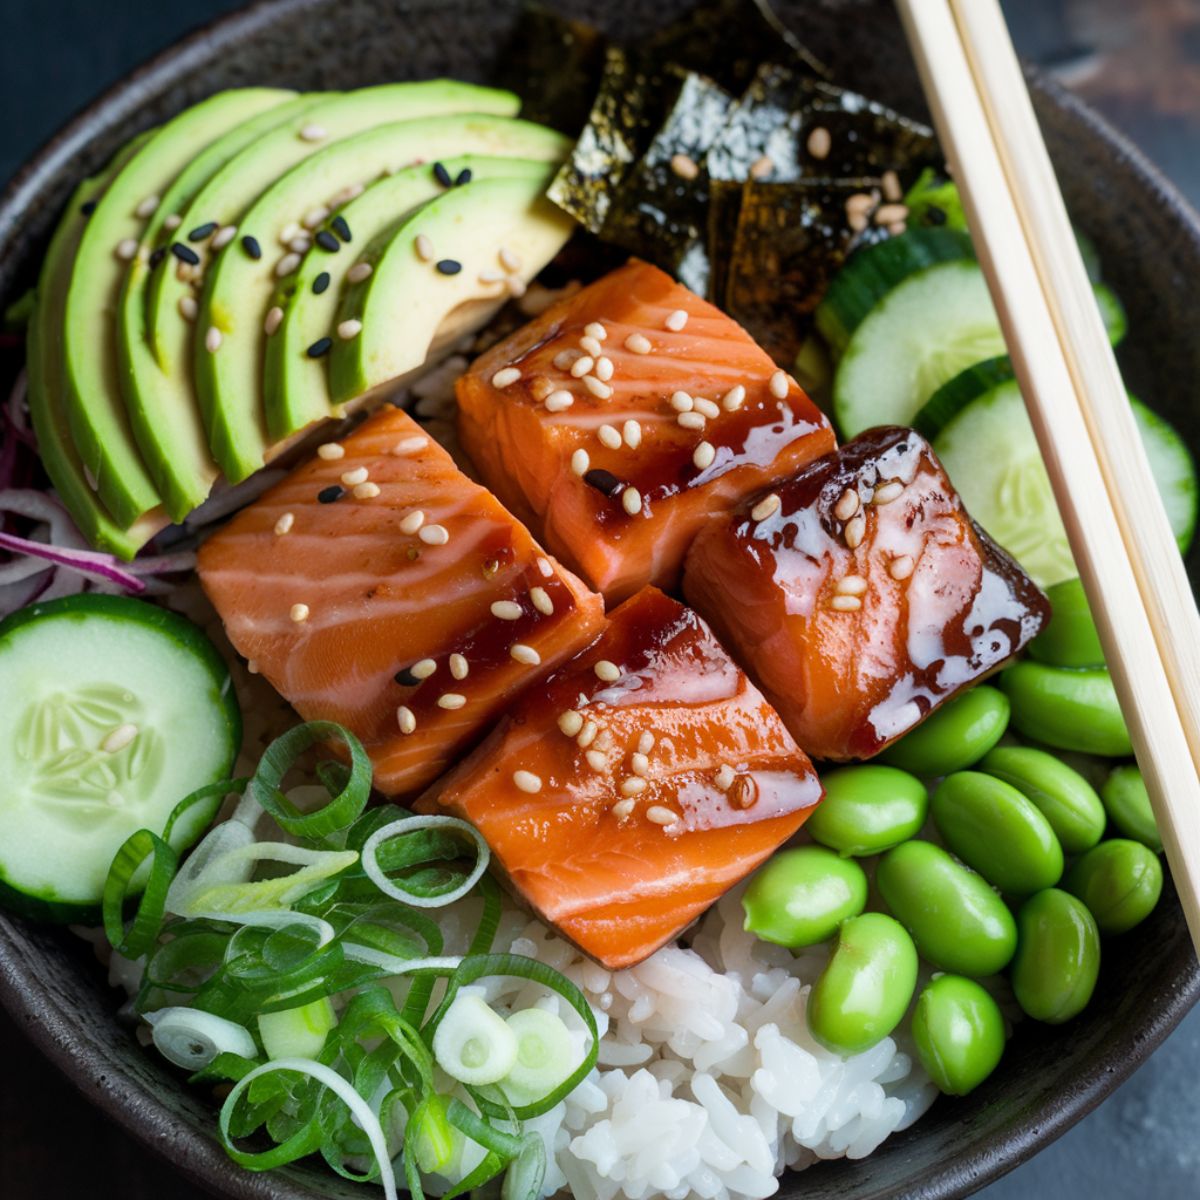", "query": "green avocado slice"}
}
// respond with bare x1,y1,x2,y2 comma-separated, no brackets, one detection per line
194,115,570,481
329,176,576,406
61,89,293,529
28,136,168,558
264,151,567,442
117,92,321,520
